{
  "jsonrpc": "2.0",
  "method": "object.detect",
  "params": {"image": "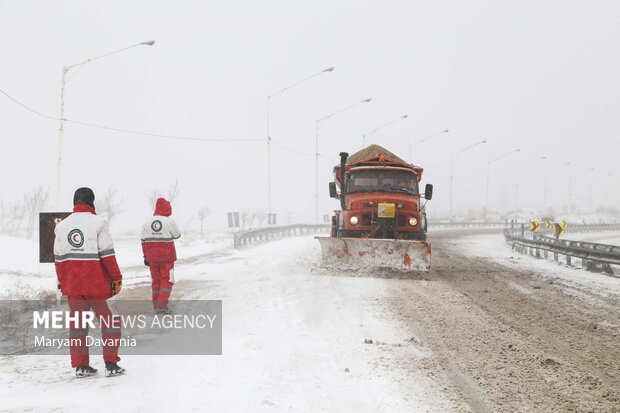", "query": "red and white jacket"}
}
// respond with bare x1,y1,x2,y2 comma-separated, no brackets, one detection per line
141,198,181,263
54,204,122,297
